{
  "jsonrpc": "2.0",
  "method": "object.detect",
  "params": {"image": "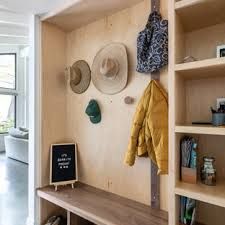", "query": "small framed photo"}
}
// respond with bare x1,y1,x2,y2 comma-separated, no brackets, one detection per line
50,143,78,190
217,45,225,58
